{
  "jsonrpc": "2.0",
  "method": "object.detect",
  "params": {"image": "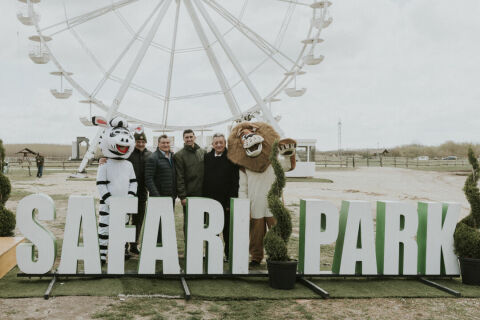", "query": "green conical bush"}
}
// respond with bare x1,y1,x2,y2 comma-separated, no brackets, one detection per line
454,147,480,259
264,140,292,261
0,172,11,205
0,206,15,237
